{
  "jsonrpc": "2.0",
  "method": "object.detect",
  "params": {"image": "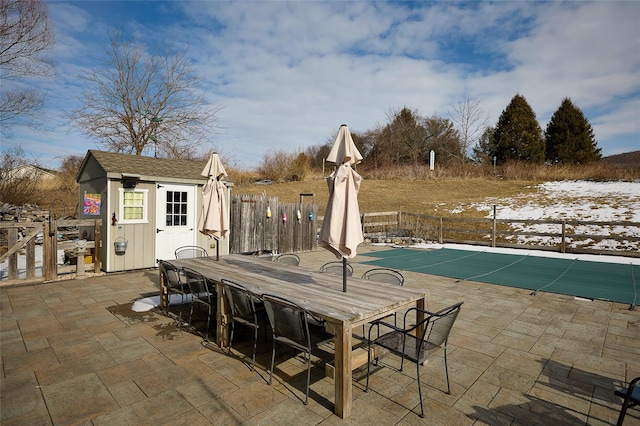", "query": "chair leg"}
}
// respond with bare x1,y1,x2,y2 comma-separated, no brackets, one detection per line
444,346,451,394
304,350,311,405
269,340,276,385
175,293,185,327
203,305,212,342
365,343,372,392
228,322,235,356
250,325,257,371
416,363,425,418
